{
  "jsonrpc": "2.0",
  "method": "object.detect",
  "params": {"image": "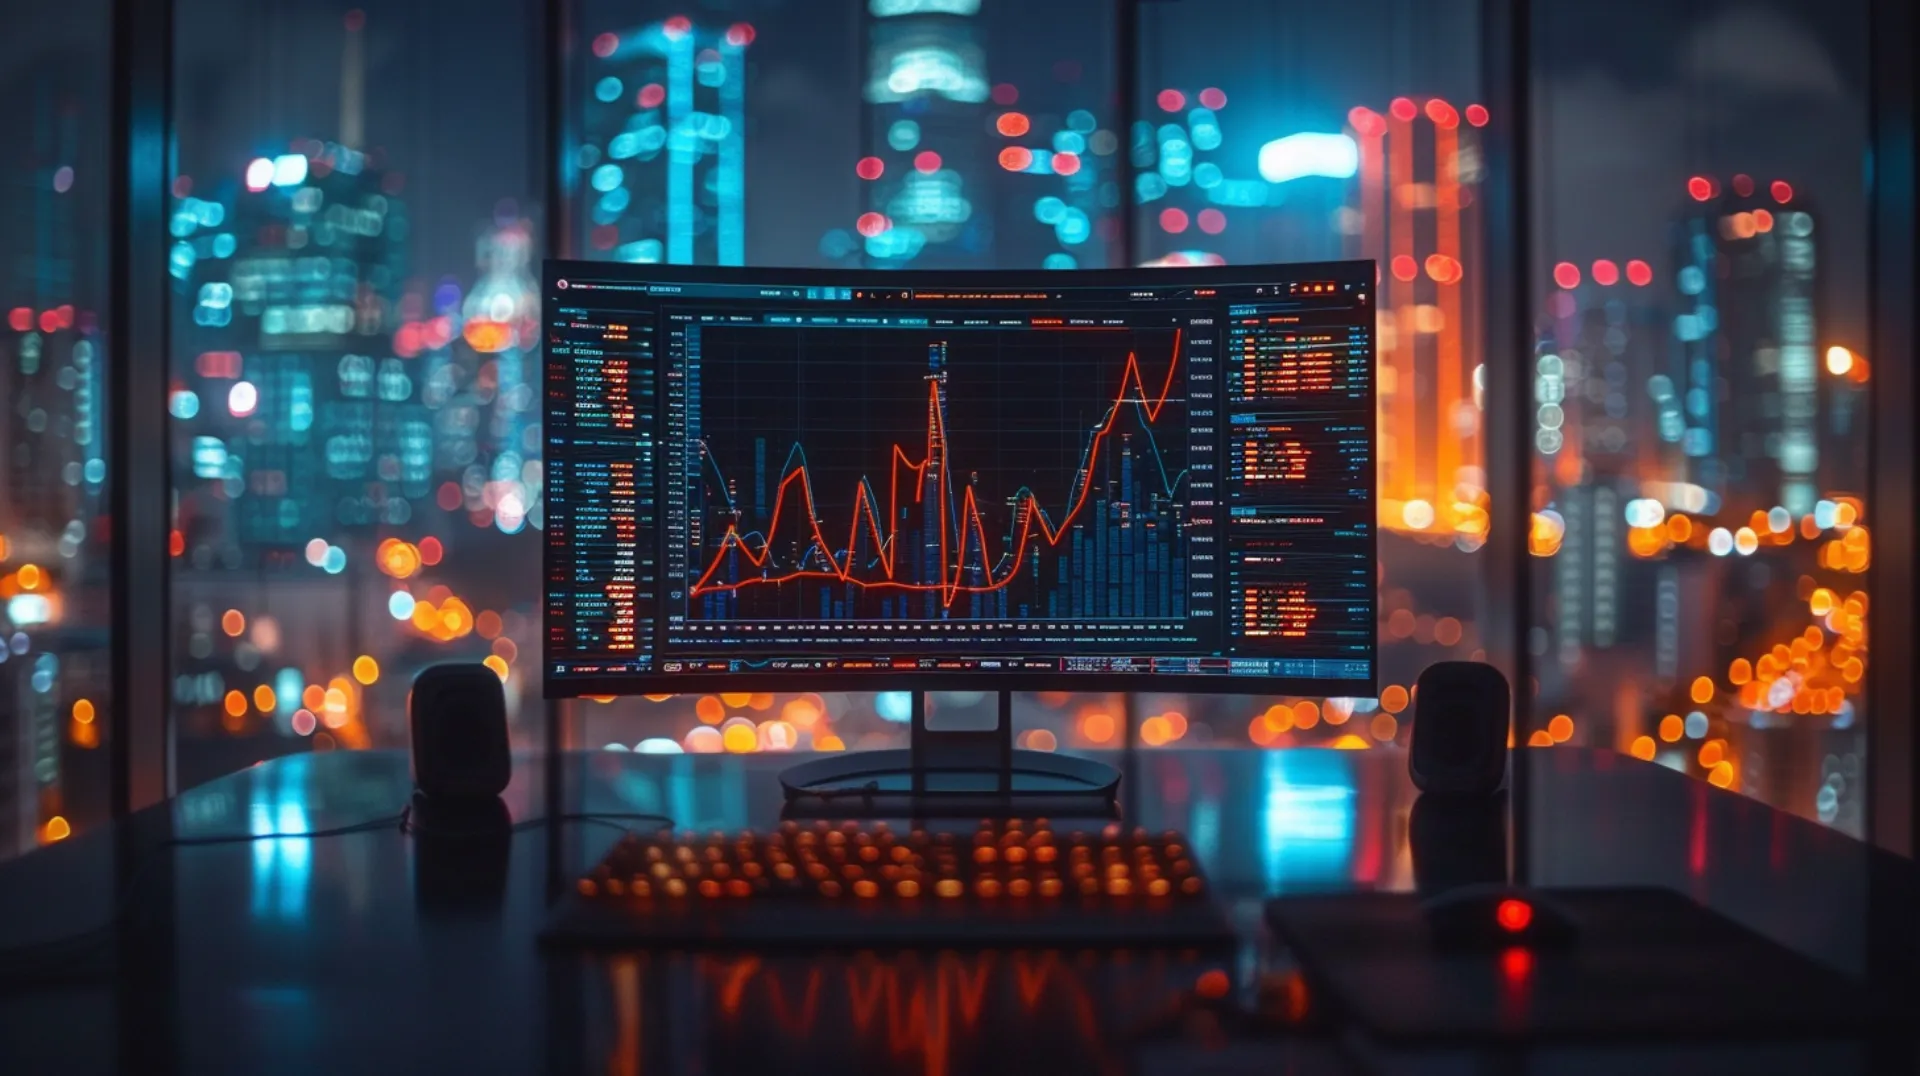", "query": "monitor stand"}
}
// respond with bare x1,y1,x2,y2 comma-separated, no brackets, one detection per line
779,690,1121,814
